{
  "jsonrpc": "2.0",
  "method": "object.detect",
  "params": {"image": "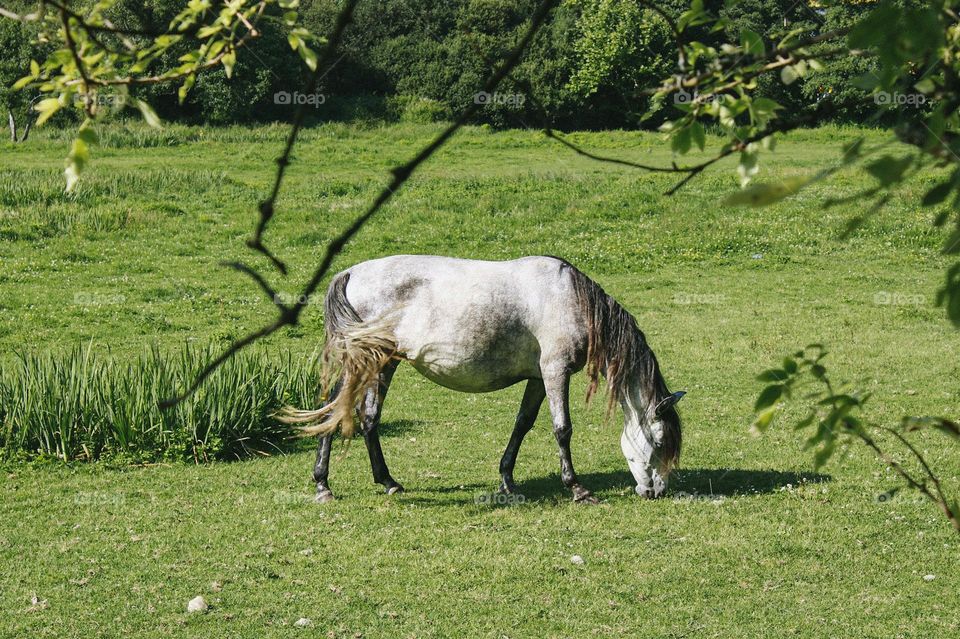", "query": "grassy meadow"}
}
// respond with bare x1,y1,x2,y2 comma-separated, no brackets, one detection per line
1,122,959,637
